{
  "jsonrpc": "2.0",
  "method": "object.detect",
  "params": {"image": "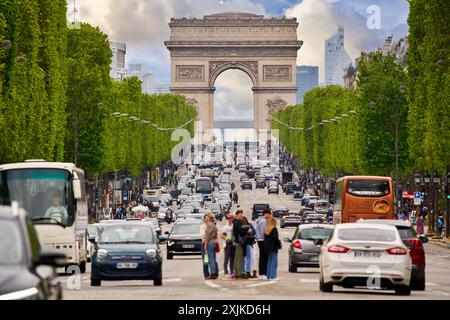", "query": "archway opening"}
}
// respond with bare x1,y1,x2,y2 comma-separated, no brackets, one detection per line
213,69,255,147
